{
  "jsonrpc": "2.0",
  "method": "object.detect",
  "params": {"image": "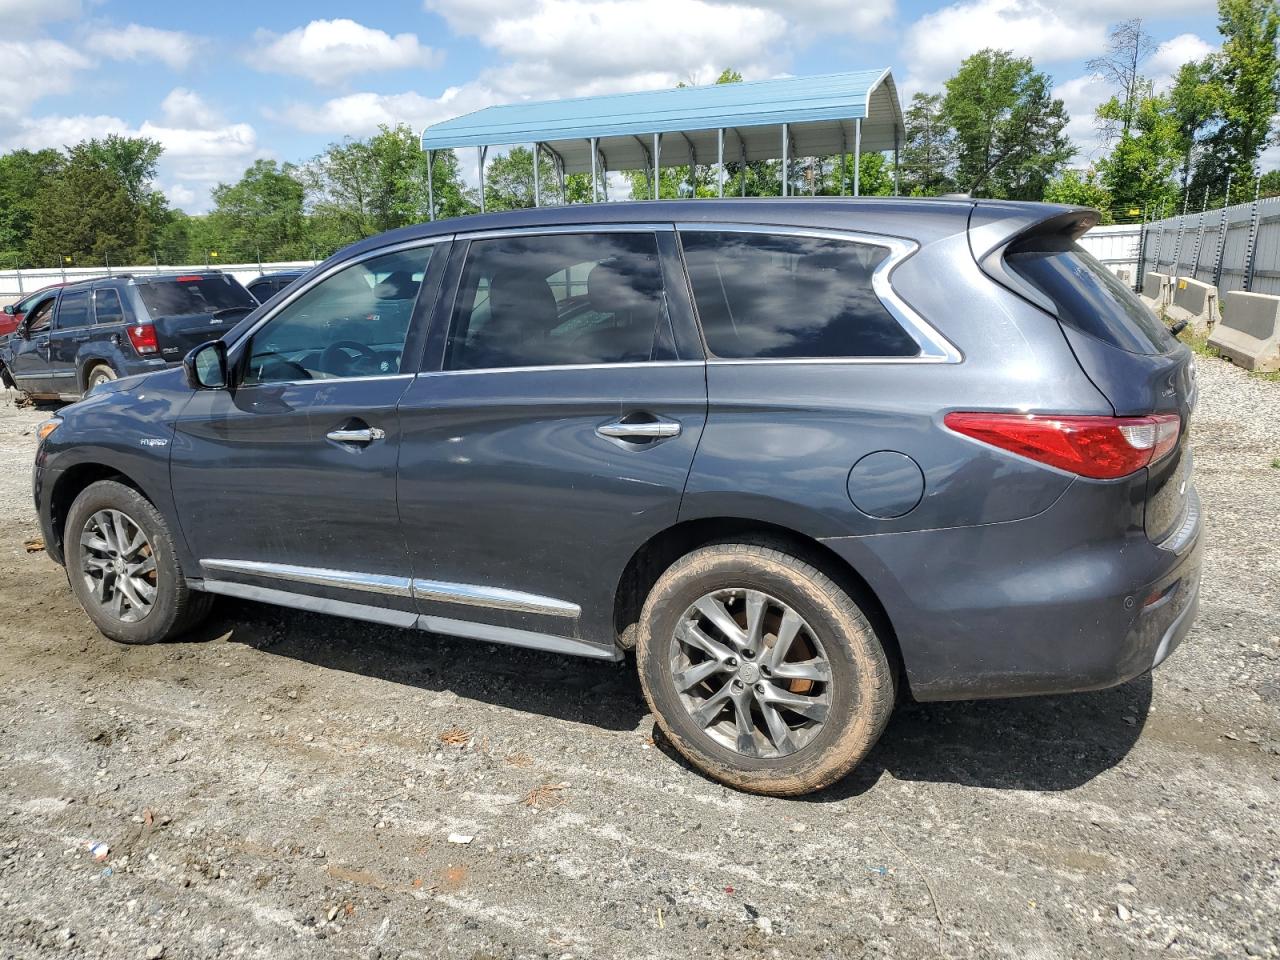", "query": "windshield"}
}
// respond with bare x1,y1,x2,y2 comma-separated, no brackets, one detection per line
136,277,256,318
